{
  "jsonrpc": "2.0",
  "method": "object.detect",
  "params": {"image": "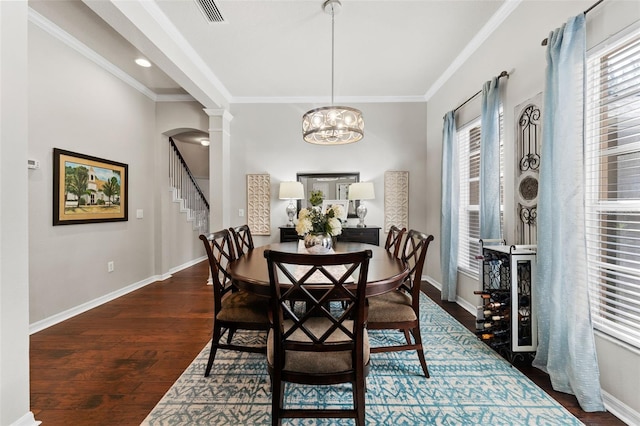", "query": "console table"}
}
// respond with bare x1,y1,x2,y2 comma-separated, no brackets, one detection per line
279,226,381,246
